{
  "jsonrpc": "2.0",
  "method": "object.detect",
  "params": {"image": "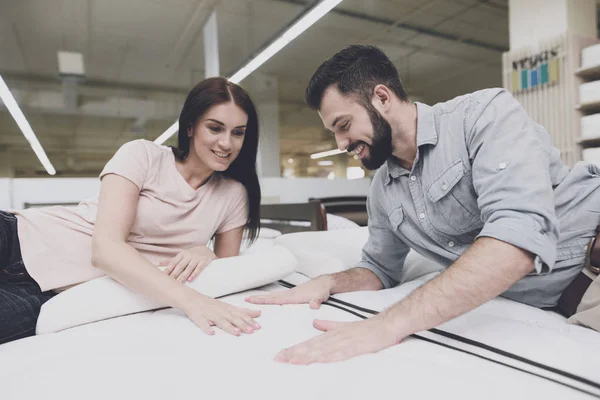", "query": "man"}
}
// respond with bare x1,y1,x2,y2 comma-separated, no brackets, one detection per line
246,45,600,364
